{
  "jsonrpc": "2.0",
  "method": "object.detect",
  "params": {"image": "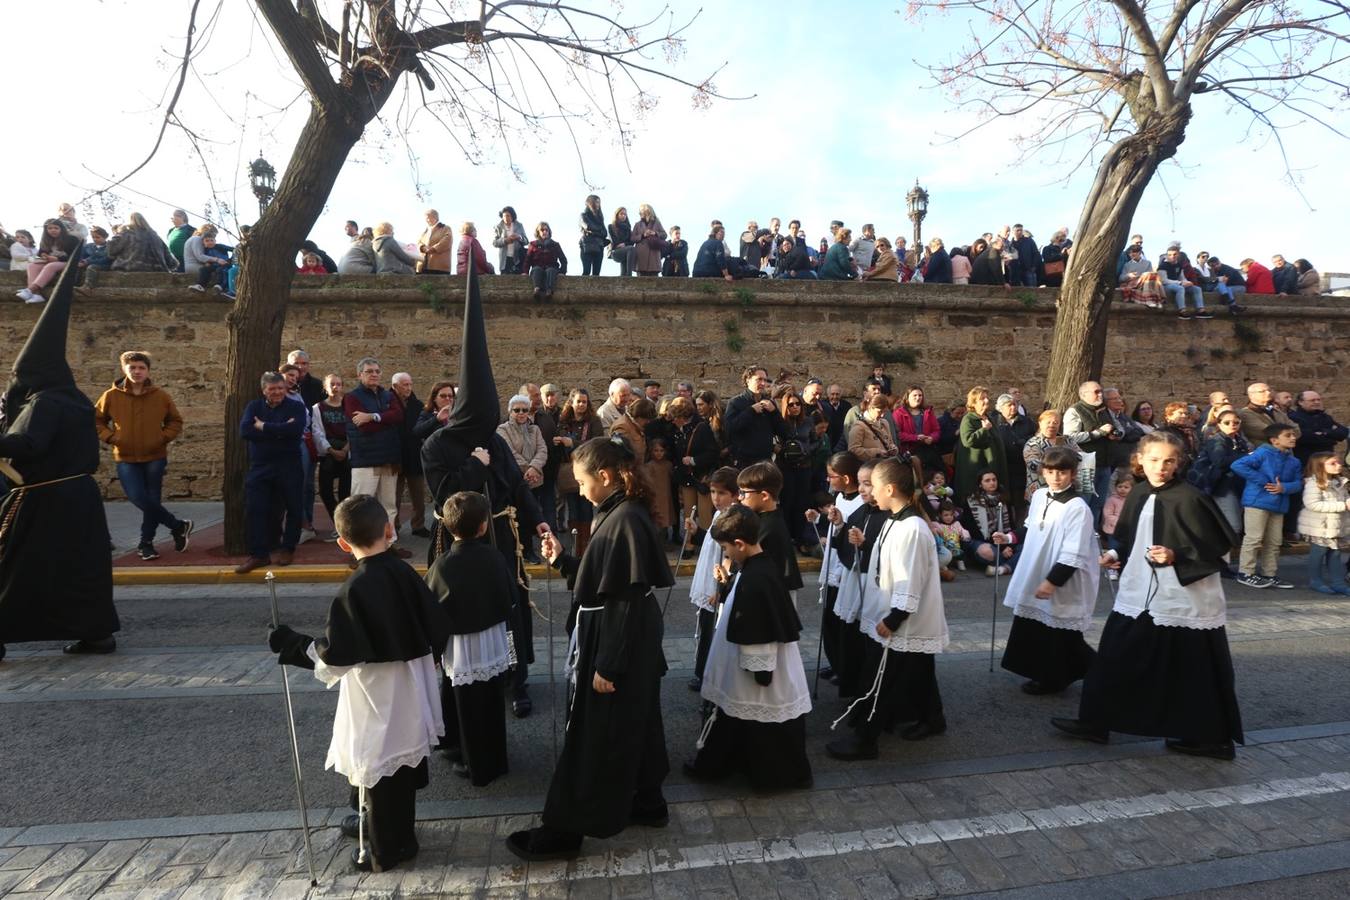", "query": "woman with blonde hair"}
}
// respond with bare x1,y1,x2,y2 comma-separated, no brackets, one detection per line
456,221,494,275
819,227,856,280
861,237,898,282
849,393,899,461
371,221,417,274
106,212,177,273
630,203,666,277
954,385,1008,499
